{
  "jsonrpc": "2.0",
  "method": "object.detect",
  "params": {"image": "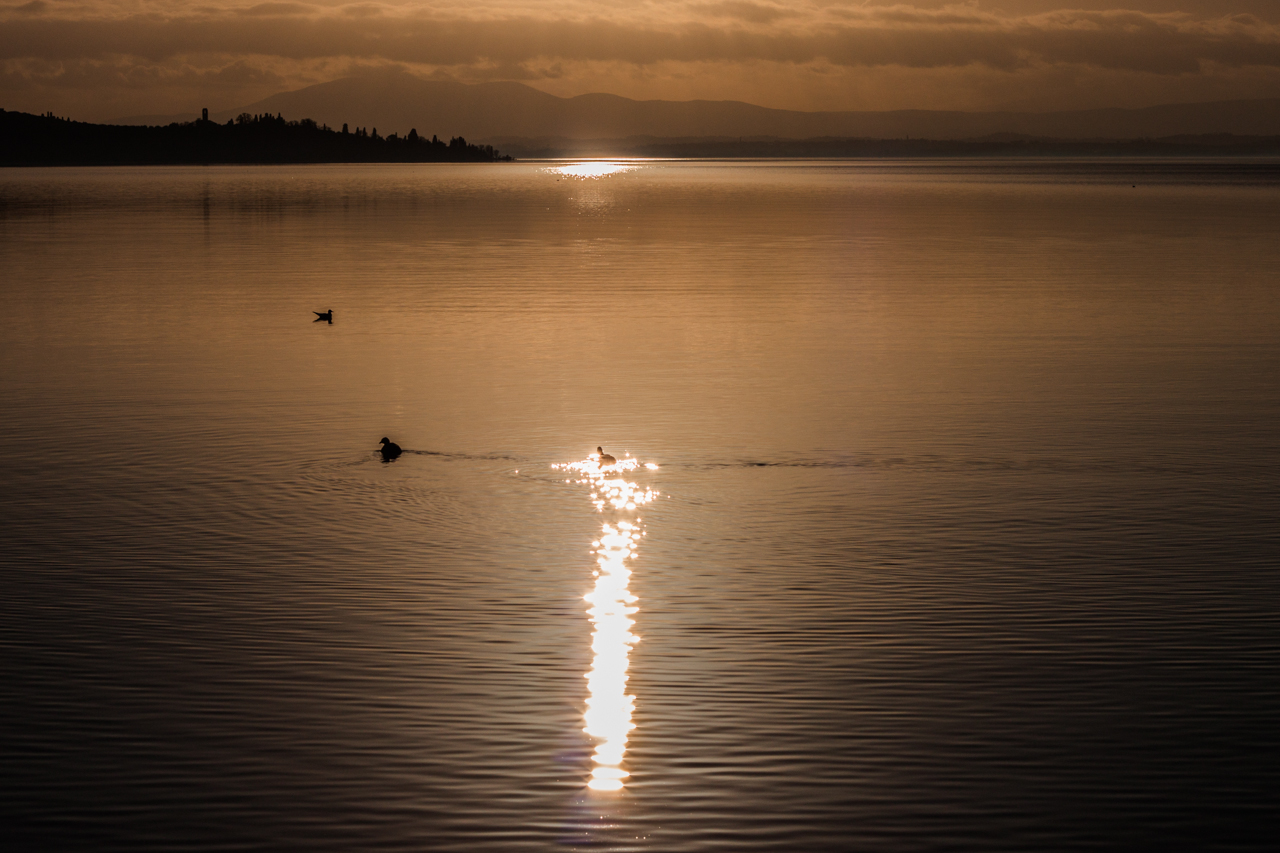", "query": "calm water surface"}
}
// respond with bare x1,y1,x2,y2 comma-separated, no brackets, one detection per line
2,160,1278,850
